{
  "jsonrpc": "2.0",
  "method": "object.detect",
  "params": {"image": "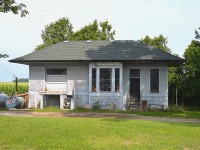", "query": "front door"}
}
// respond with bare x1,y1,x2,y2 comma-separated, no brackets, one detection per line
130,69,140,102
